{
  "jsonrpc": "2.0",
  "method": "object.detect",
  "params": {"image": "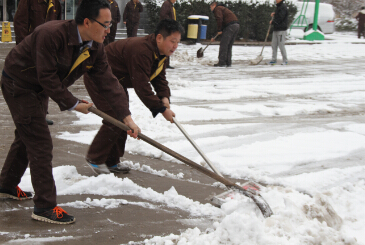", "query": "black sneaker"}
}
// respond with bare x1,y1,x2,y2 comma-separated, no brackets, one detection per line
214,63,226,67
46,118,54,125
0,186,33,200
108,163,131,174
32,206,76,224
